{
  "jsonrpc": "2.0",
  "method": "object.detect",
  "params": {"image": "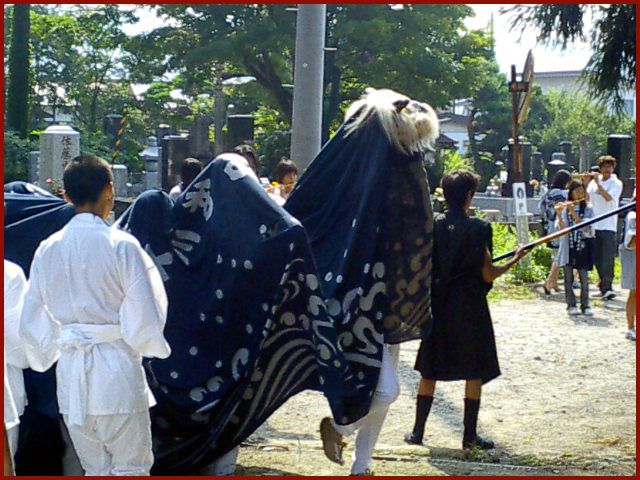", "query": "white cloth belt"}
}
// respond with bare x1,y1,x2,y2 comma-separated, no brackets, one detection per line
57,324,122,426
